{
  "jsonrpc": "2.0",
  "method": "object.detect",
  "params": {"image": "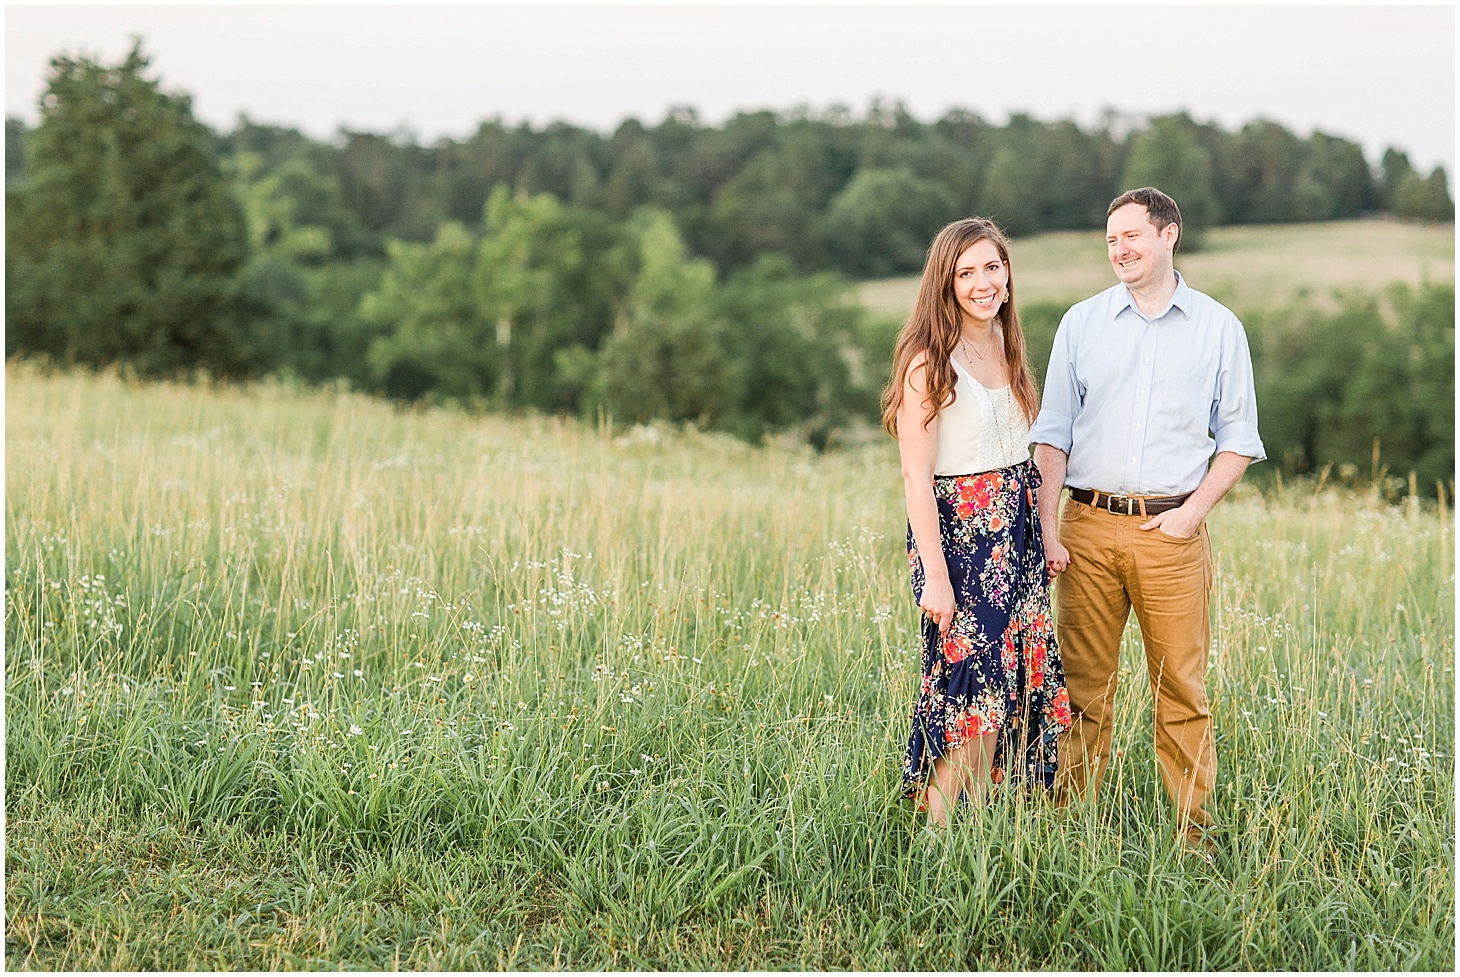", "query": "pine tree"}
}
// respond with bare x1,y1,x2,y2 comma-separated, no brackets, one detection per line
6,42,256,375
